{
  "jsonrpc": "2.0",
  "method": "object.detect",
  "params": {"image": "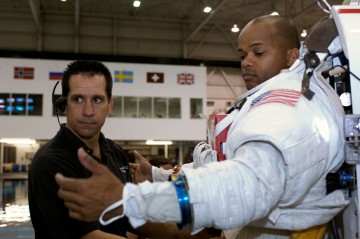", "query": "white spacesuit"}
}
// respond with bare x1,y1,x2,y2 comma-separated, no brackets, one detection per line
116,50,349,239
